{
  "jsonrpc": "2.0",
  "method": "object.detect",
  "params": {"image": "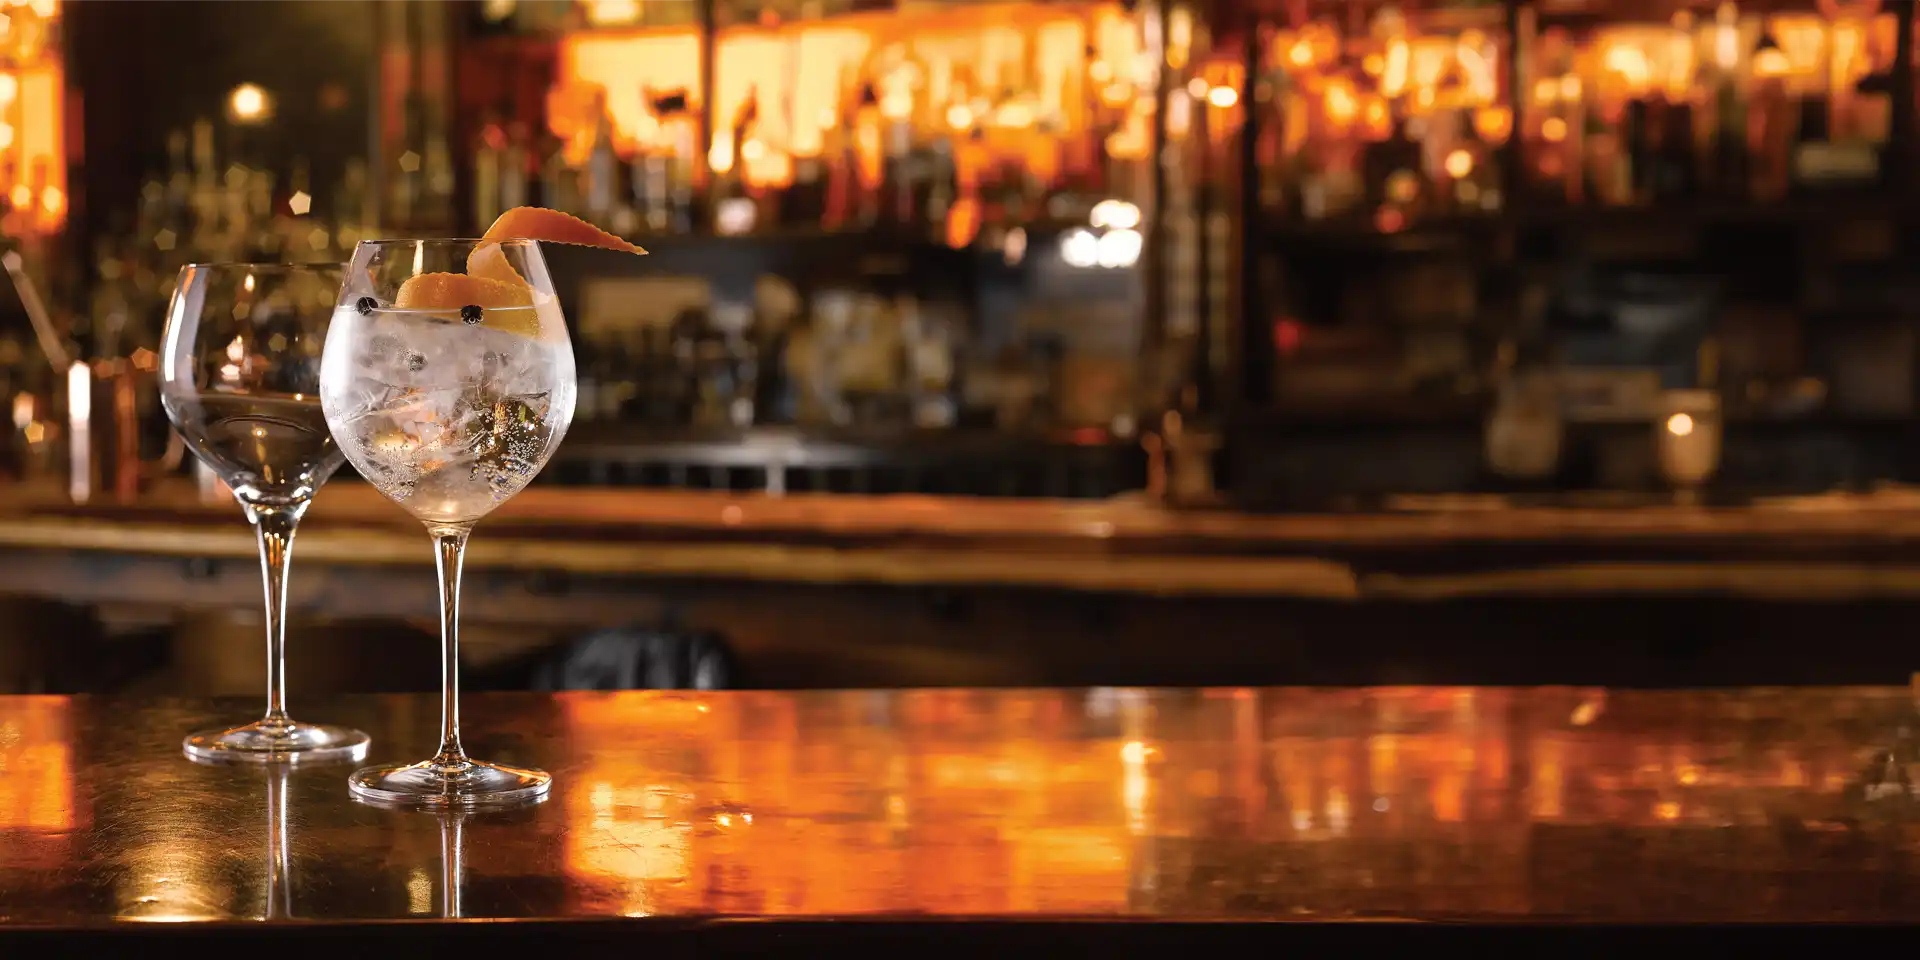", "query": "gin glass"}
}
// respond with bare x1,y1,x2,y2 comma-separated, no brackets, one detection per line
160,263,371,763
320,239,574,806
